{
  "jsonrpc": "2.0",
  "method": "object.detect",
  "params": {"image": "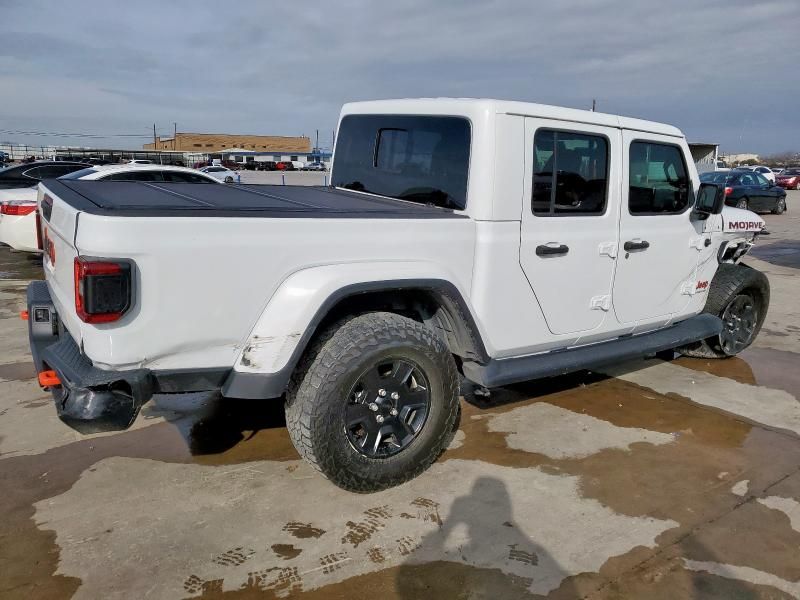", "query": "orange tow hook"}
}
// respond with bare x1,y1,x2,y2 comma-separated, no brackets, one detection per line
20,310,29,321
38,370,61,388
